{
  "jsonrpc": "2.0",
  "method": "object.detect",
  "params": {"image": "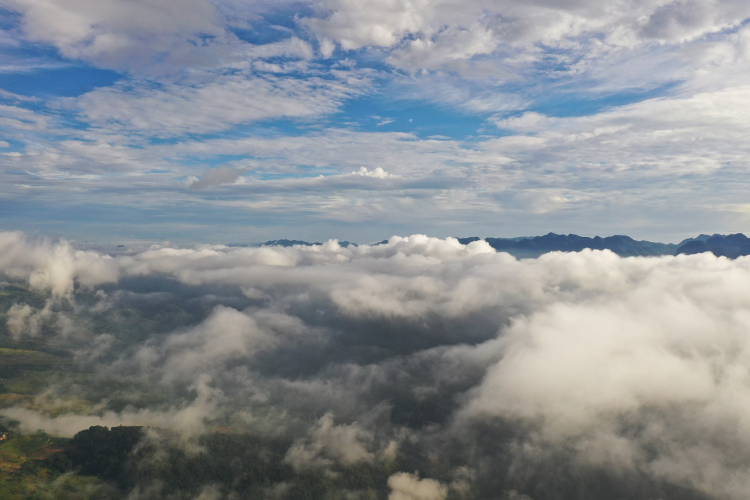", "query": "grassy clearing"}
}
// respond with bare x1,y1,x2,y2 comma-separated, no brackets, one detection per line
0,433,65,494
0,434,66,468
0,348,71,375
0,434,116,500
0,348,73,407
